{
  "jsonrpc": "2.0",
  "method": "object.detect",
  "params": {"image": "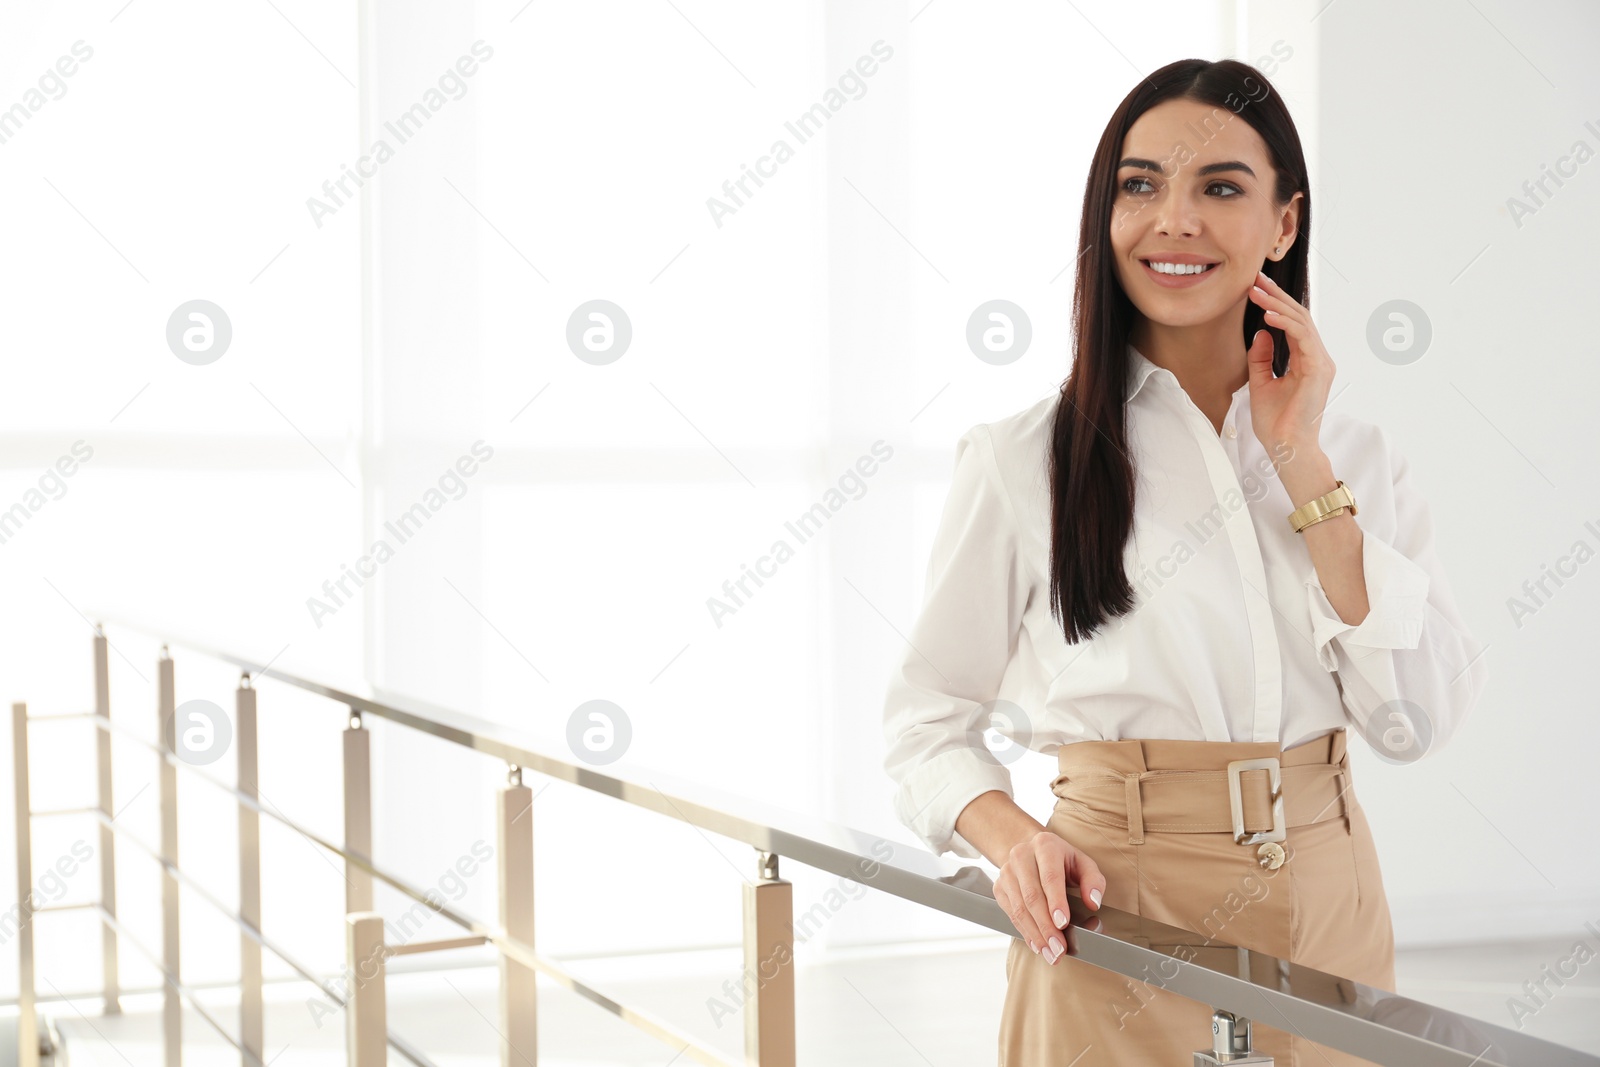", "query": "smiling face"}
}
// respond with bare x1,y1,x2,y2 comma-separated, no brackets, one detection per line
1108,97,1301,331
